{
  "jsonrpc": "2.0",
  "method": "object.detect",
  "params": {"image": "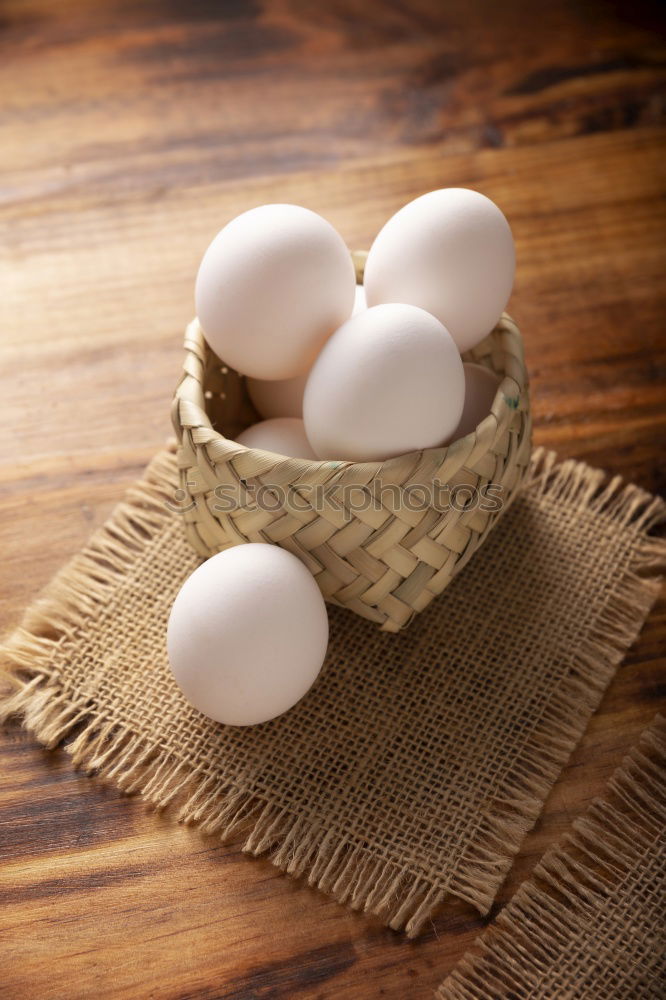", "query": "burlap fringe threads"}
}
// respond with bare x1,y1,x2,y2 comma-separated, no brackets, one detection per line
438,716,666,999
1,447,664,937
